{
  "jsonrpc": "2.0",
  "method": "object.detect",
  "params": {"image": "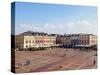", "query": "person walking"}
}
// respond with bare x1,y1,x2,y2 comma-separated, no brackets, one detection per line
93,60,96,66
